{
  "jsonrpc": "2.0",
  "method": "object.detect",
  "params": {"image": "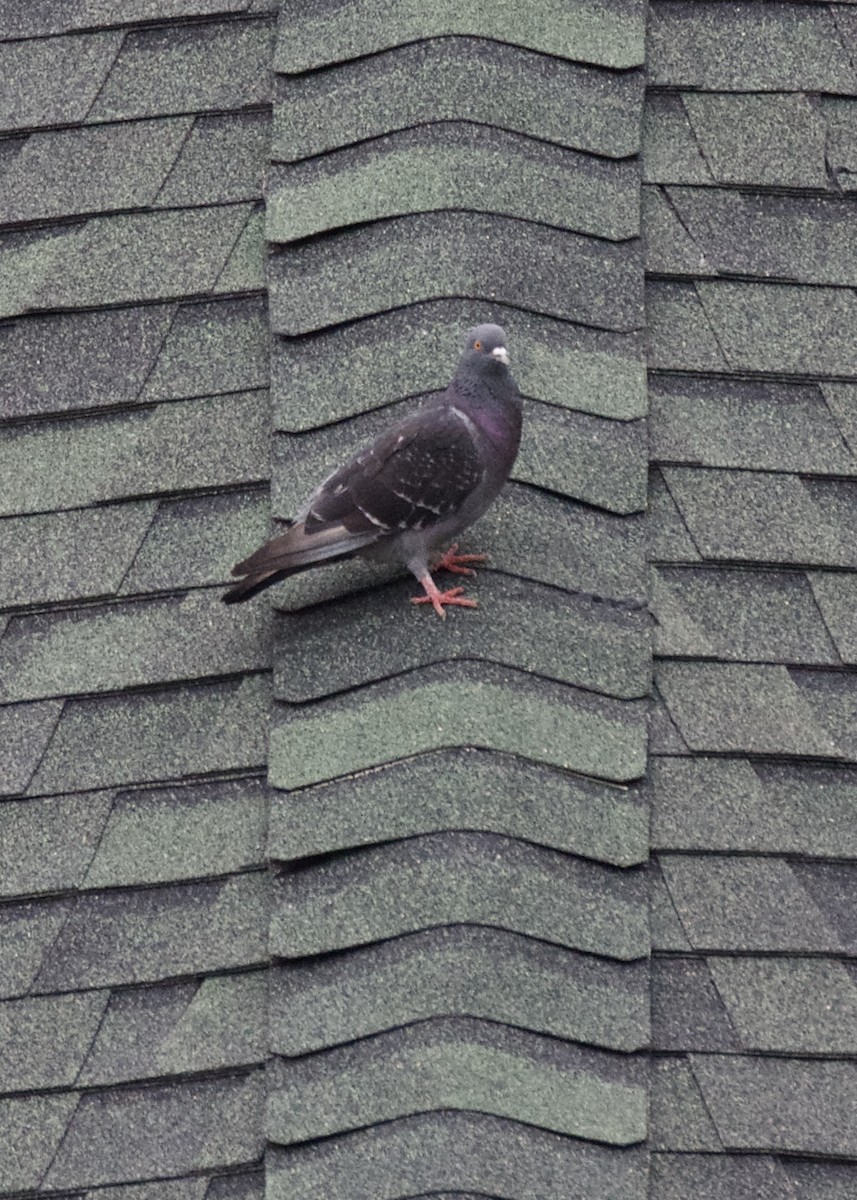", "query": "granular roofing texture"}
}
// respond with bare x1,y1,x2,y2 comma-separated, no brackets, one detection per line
3,1,855,1198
